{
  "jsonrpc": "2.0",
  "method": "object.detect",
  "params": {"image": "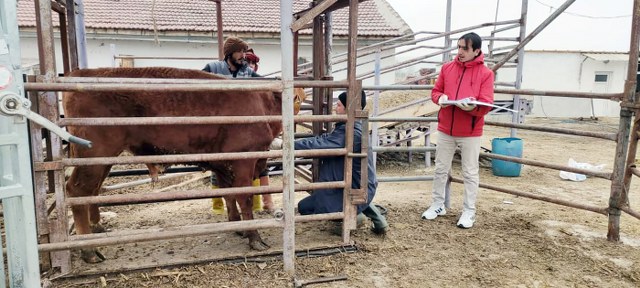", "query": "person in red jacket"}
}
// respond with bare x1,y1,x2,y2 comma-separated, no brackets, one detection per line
421,32,494,228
